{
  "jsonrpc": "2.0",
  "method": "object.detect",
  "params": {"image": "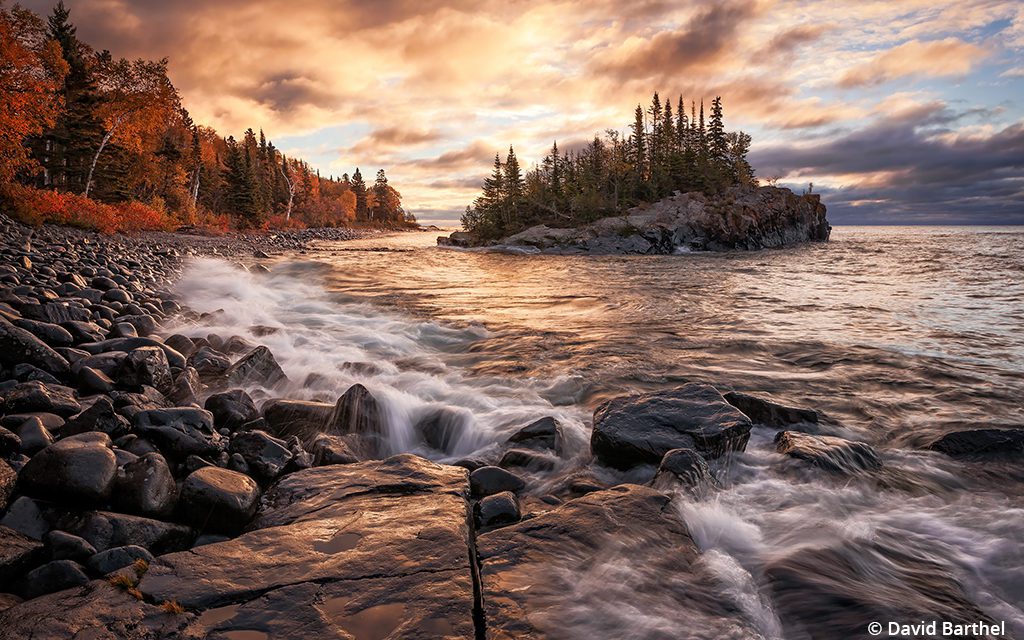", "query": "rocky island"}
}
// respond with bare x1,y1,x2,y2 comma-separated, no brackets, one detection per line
439,185,830,253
